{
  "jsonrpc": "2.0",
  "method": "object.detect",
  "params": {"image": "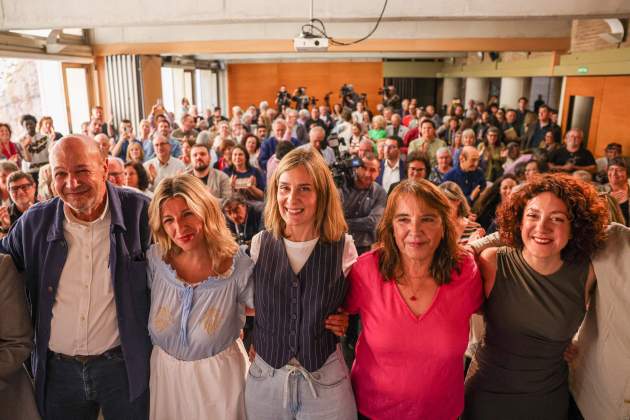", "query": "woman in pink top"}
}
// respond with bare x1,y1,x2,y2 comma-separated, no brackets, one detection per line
345,179,482,420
